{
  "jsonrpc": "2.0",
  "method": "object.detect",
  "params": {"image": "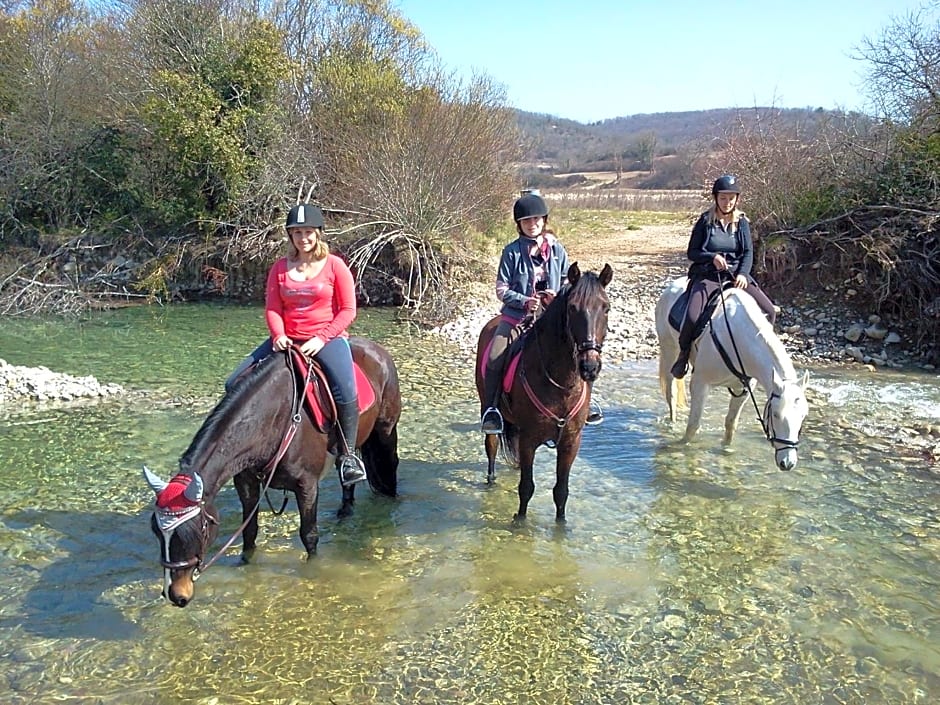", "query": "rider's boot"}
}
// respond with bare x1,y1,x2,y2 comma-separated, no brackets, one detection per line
480,360,504,434
671,314,695,379
335,400,367,486
670,348,691,379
